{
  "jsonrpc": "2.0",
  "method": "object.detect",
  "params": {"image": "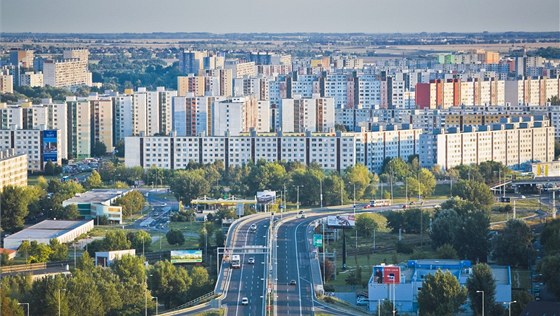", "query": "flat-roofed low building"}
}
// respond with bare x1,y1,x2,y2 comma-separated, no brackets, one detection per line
3,220,94,250
0,149,27,191
62,189,134,224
